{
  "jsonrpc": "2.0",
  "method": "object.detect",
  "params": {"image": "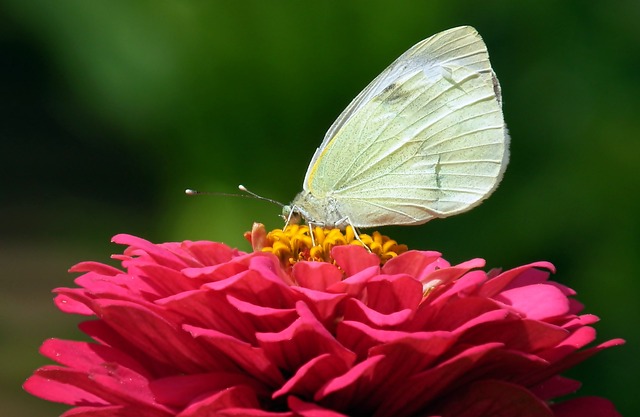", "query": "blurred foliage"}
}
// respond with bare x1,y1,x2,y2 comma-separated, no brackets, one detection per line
1,1,638,416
